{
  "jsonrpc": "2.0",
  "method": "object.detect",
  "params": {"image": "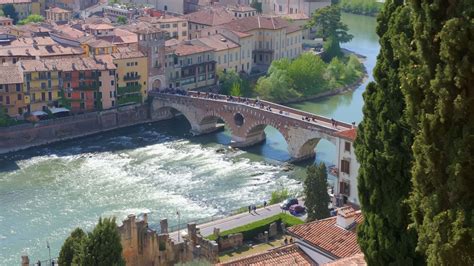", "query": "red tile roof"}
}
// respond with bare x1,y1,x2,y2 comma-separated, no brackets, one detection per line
323,253,366,266
184,7,236,26
336,128,357,141
219,244,315,266
288,211,363,259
